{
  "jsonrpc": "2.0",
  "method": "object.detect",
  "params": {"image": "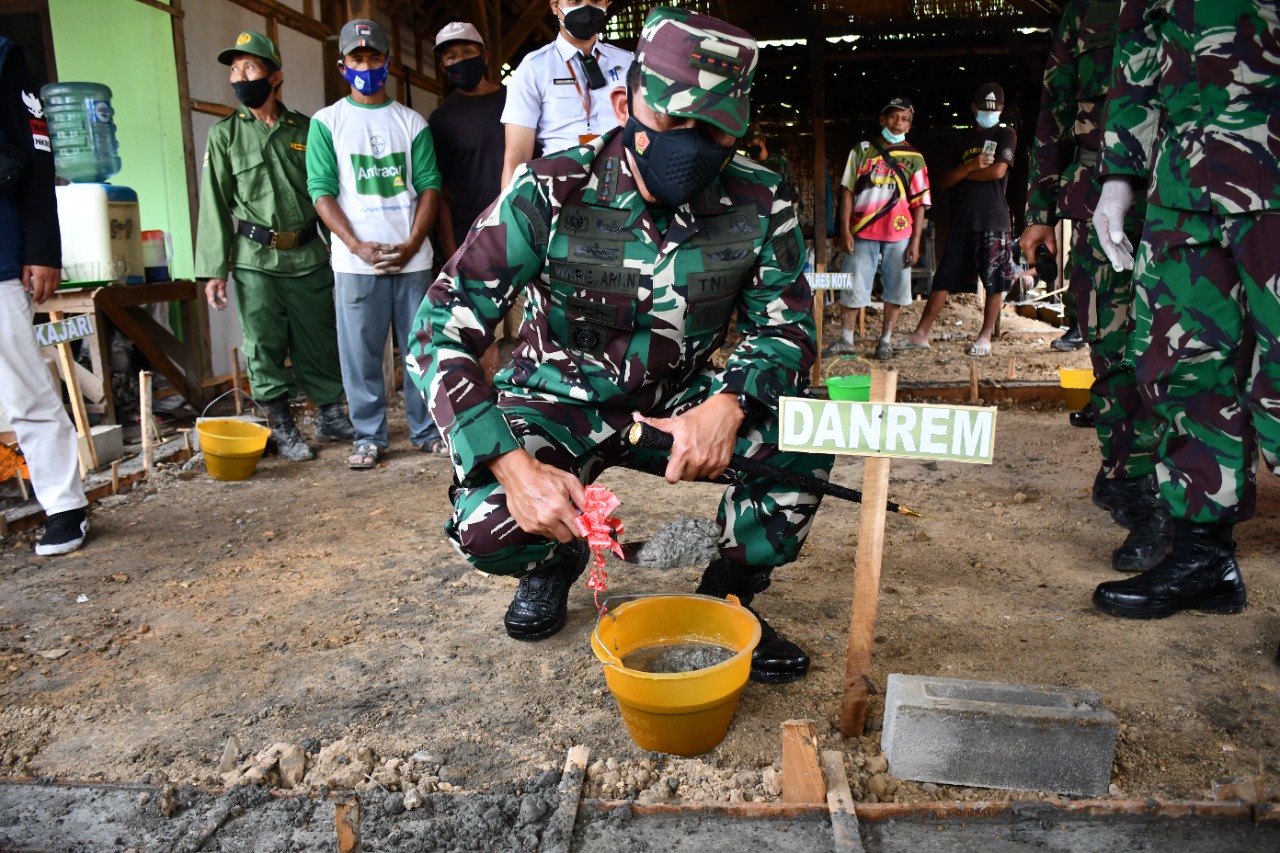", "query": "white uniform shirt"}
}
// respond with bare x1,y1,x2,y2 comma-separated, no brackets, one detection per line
501,34,632,157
